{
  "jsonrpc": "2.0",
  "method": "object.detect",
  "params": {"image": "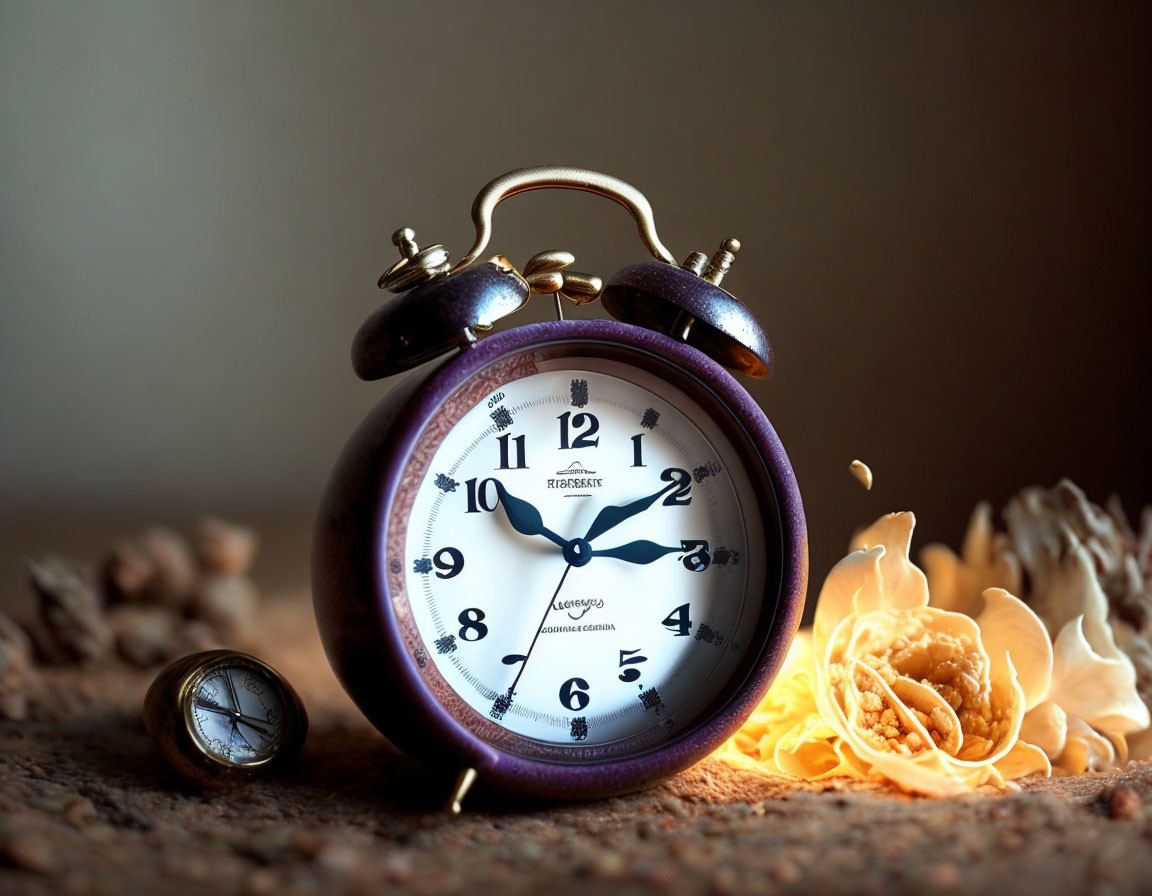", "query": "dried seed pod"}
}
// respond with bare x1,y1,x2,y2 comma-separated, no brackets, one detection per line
558,270,603,305
196,517,258,575
104,528,198,608
108,605,182,667
189,574,259,639
102,538,155,603
523,250,575,278
0,610,37,721
0,686,28,721
138,528,198,607
0,610,32,676
26,557,113,663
